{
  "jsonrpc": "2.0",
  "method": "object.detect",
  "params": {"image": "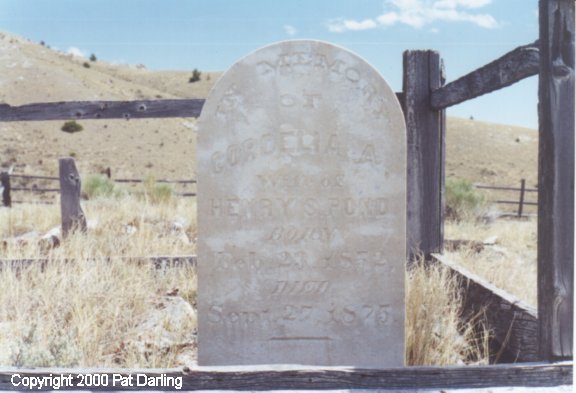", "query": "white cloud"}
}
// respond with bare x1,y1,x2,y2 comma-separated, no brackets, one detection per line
284,24,298,36
328,18,378,32
66,46,87,58
434,0,492,9
327,0,497,32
